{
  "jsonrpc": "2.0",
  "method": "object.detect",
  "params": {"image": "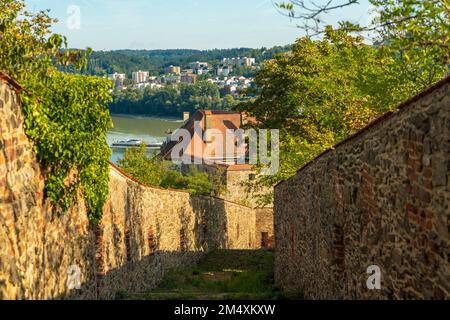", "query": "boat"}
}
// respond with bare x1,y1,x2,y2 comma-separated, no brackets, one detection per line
111,139,164,150
112,139,142,147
